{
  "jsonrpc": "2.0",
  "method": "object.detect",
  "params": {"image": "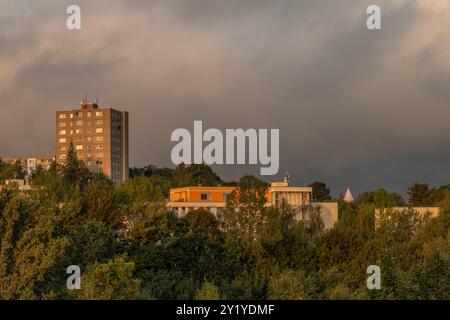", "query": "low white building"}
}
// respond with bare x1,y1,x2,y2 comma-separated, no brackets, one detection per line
168,176,339,229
